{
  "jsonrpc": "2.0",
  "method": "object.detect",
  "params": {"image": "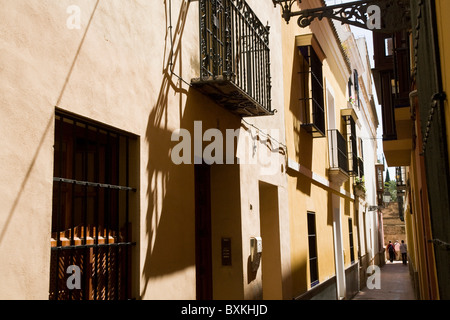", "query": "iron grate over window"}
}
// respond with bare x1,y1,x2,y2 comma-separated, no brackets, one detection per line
307,212,319,287
49,111,136,300
328,129,349,173
348,218,355,264
358,157,364,179
299,45,325,137
193,0,272,116
344,115,358,176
